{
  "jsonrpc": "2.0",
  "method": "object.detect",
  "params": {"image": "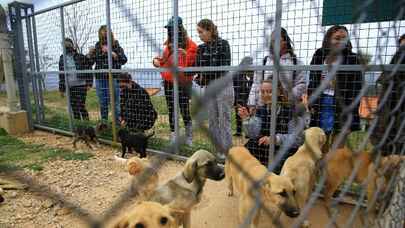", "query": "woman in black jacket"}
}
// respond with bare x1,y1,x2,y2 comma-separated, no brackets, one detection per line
88,25,127,122
194,19,233,159
58,38,93,120
308,25,364,148
372,34,405,154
